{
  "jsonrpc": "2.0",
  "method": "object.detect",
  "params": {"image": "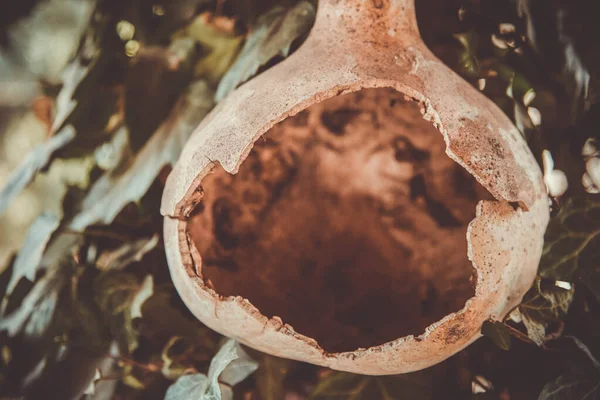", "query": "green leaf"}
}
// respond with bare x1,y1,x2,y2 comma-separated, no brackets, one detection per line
122,363,146,390
453,32,480,77
185,15,244,85
165,339,254,400
93,272,154,353
310,372,433,400
139,289,215,349
129,275,154,319
481,320,512,350
540,196,600,299
161,336,189,380
93,272,140,315
538,373,600,400
215,1,316,100
255,354,292,400
518,278,573,345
